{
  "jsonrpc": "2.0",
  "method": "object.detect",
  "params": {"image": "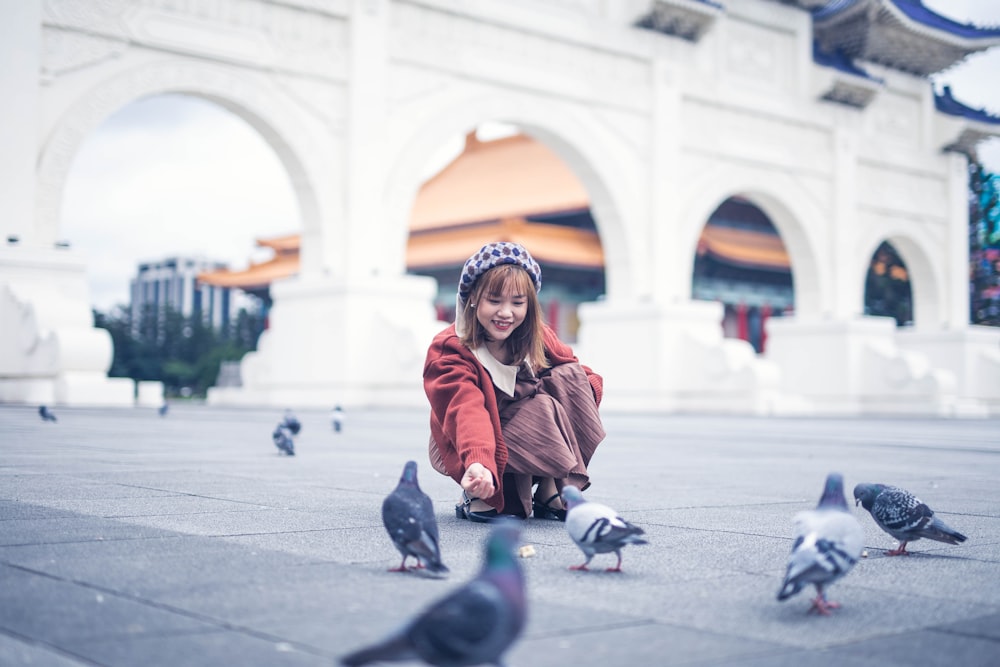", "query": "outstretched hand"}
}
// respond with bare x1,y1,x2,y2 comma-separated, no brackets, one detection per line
461,462,495,499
